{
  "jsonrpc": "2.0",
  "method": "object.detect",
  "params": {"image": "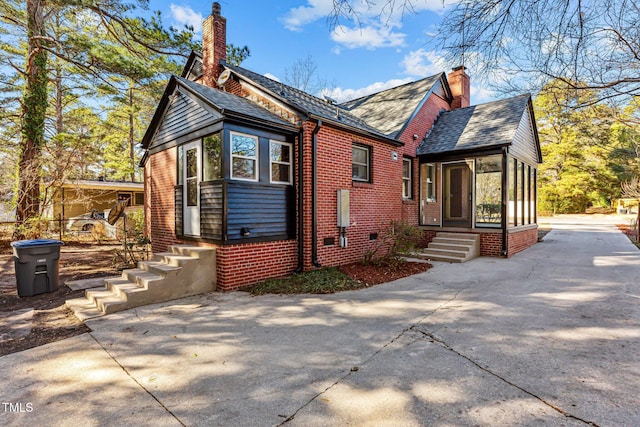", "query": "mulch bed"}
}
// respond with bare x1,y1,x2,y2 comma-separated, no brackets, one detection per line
616,224,640,248
340,261,432,286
